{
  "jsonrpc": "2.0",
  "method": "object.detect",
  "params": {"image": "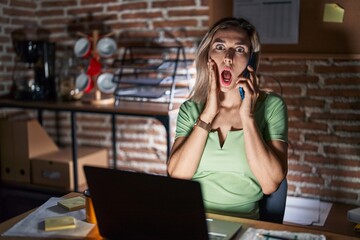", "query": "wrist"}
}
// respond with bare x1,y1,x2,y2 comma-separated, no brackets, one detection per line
194,117,212,132
199,112,214,124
